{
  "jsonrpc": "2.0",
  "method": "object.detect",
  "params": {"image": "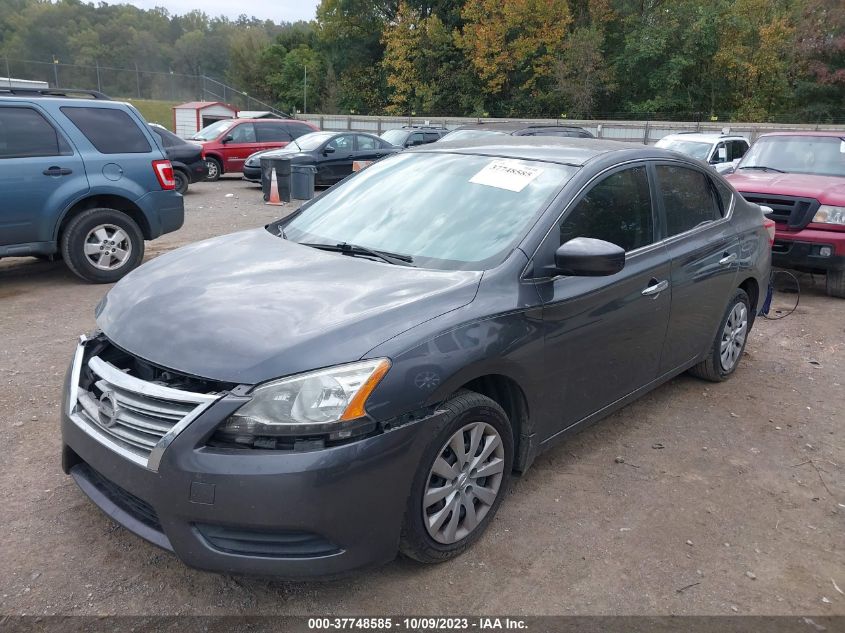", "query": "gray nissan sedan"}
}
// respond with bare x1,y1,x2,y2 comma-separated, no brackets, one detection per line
61,137,771,578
